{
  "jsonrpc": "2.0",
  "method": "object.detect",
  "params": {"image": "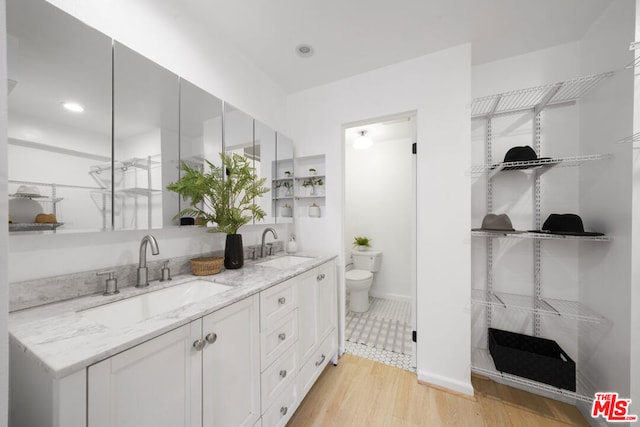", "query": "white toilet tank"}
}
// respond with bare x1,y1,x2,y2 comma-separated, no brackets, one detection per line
351,249,382,272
